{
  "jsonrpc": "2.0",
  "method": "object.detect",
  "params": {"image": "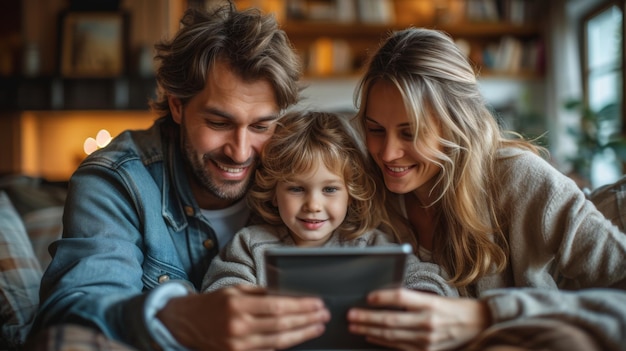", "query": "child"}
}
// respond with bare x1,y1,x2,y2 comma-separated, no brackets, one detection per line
201,110,457,297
